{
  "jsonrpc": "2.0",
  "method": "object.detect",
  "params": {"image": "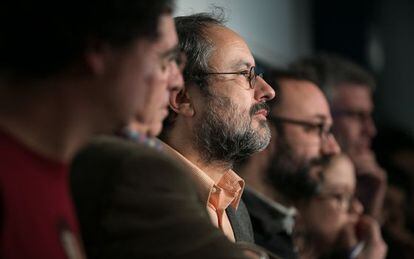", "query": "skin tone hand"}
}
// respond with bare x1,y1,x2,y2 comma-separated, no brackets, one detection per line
337,215,387,259
350,150,387,221
355,215,387,259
